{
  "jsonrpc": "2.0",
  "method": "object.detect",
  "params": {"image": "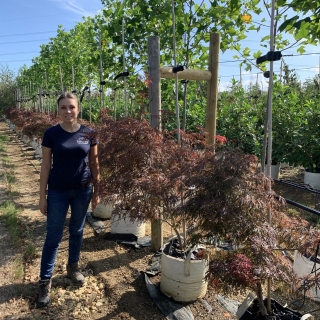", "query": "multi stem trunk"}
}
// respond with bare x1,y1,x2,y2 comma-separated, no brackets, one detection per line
166,215,185,252
256,282,268,317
